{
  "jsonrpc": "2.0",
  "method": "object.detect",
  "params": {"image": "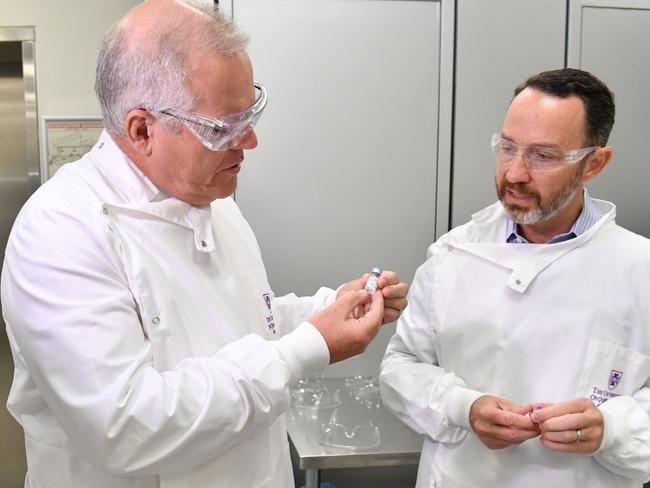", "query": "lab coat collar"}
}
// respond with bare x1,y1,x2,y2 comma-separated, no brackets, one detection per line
449,199,617,294
90,130,215,252
90,130,163,203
